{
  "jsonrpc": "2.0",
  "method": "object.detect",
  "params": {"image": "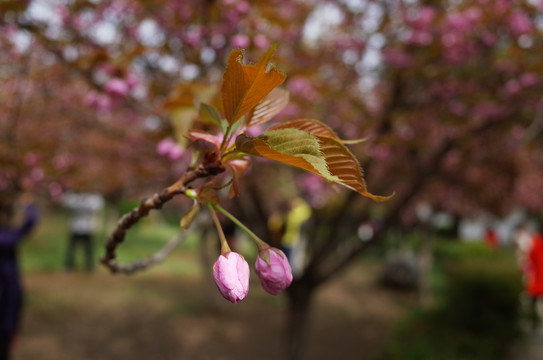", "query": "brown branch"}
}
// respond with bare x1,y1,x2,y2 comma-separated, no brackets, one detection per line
101,162,224,274
305,71,404,273
15,18,170,126
314,117,503,286
106,232,184,275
